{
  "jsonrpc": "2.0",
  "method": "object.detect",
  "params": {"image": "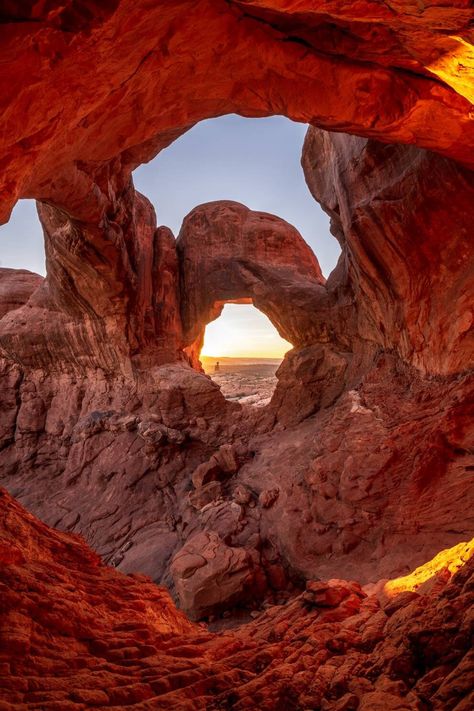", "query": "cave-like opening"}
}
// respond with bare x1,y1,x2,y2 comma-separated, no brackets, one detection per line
1,4,473,705
0,199,45,276
200,302,291,407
